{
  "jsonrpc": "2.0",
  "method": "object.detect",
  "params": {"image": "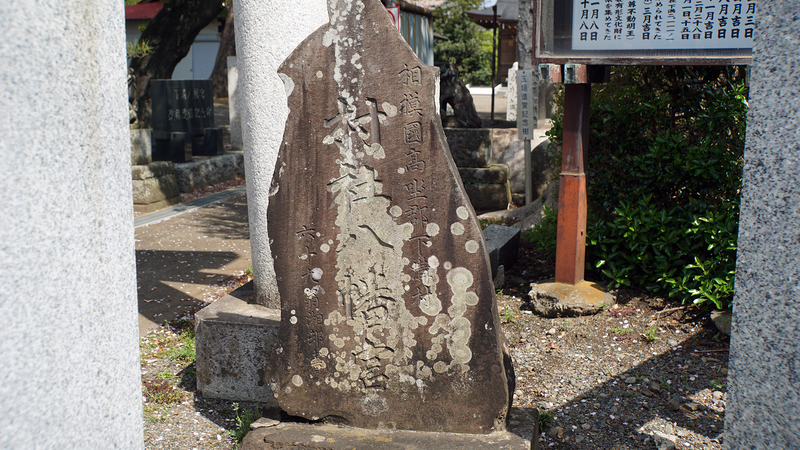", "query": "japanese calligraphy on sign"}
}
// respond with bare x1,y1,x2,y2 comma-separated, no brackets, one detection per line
516,69,535,140
572,0,755,51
